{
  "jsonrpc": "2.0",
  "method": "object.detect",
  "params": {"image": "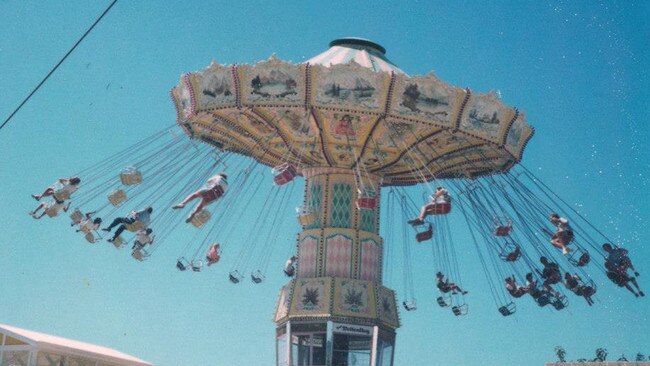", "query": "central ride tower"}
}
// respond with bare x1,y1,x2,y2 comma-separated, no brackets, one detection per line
171,37,533,366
